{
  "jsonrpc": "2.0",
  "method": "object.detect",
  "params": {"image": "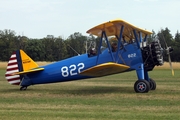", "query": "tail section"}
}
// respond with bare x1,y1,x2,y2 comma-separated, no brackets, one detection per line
5,50,39,85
